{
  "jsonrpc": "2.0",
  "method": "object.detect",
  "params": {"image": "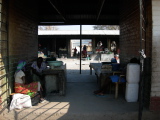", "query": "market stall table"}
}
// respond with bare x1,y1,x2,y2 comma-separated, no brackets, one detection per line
89,62,122,99
43,64,67,96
